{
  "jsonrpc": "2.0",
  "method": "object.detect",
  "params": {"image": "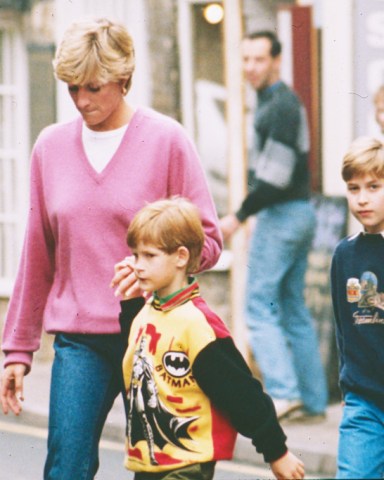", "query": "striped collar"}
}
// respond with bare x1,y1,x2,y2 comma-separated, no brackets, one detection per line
152,277,200,312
